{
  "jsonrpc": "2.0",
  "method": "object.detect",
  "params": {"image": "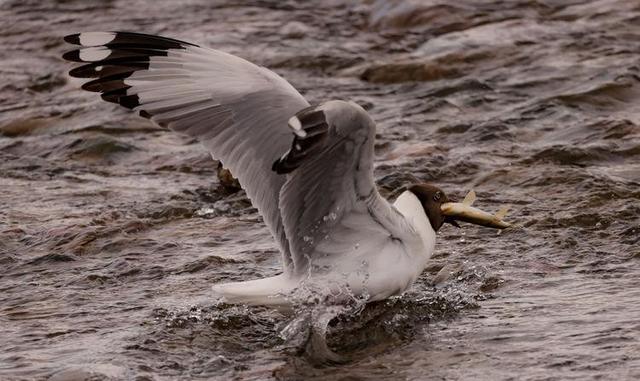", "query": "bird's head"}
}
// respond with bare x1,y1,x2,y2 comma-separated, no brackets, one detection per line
408,183,510,232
